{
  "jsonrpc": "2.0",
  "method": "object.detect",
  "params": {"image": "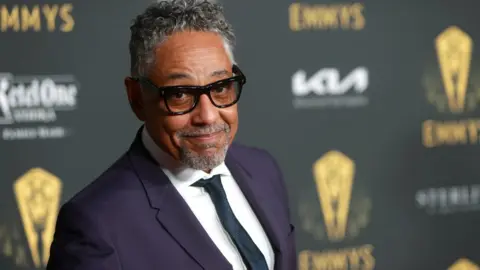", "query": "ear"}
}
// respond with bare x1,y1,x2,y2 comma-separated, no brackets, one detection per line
125,77,146,121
